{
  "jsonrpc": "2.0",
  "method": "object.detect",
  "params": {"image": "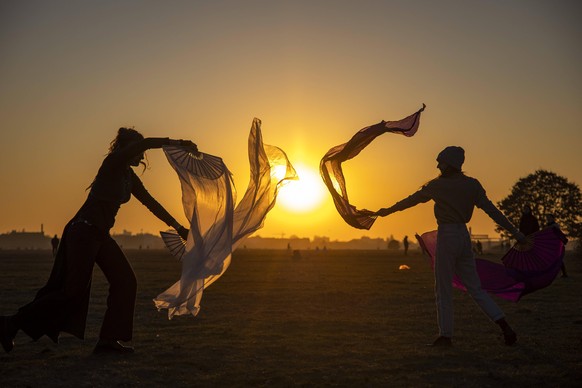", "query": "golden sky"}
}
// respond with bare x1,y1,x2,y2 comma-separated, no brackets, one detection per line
1,1,581,242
